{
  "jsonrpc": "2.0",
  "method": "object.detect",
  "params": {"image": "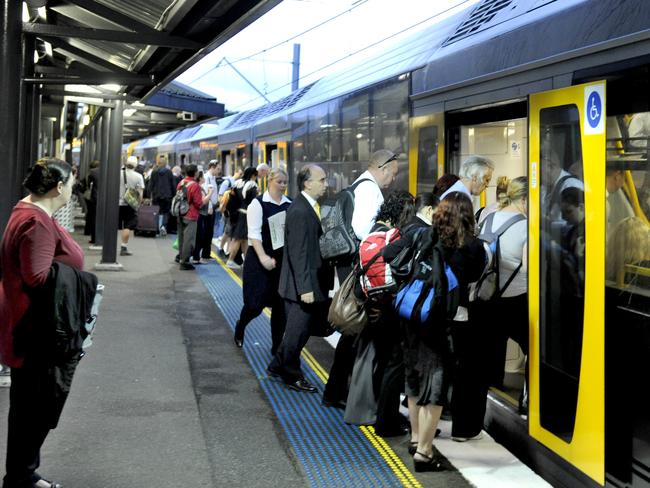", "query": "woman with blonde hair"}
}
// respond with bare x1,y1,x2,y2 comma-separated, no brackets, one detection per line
485,176,528,403
234,168,291,354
